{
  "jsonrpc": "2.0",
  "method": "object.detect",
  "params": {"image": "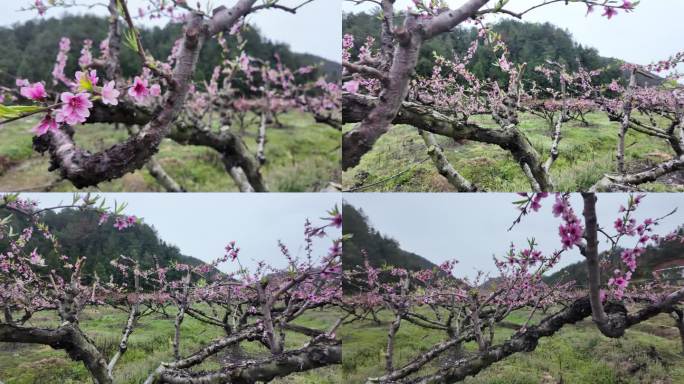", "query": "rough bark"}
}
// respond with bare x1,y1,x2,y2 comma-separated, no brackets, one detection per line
379,288,684,384
156,342,341,384
401,298,593,384
256,112,267,165
543,77,566,173
145,159,186,192
83,101,267,191
591,156,684,191
174,271,191,361
341,0,490,170
35,0,259,188
673,308,684,355
126,125,185,192
617,69,636,174
580,193,619,336
170,122,267,192
107,302,138,375
419,130,478,191
0,323,111,384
